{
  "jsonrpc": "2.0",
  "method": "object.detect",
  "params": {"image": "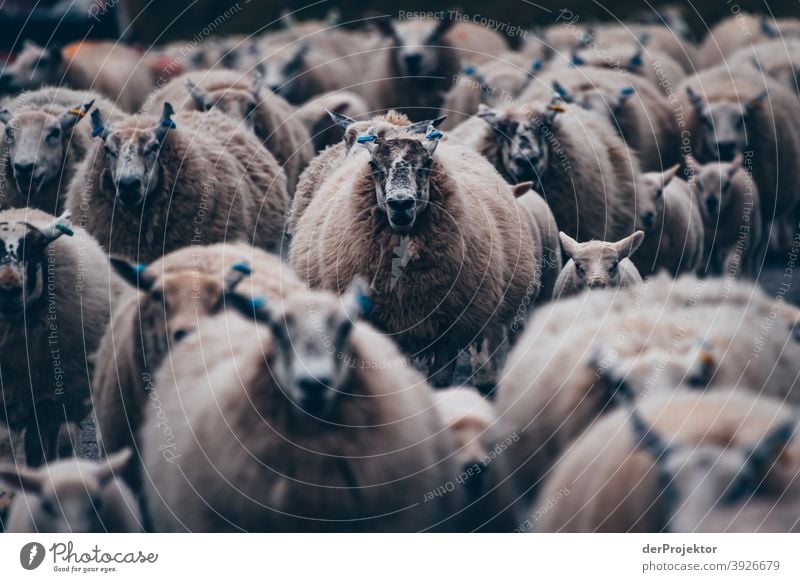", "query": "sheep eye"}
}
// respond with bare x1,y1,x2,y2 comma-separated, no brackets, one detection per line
150,289,164,303
5,127,14,141
47,127,61,141
144,143,159,156
575,263,585,275
103,145,116,158
609,263,619,275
